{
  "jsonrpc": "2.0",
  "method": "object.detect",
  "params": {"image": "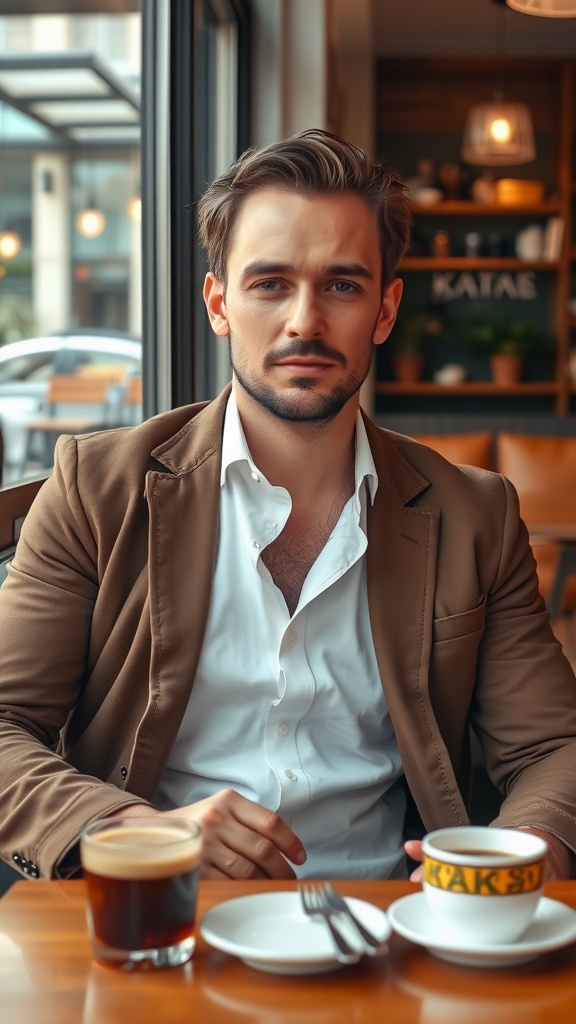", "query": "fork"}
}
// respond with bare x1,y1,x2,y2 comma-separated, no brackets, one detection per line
299,883,360,963
321,882,384,953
